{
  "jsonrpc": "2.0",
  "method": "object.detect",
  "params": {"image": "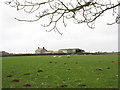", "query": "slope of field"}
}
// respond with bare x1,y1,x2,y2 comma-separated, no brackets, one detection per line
2,55,118,88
